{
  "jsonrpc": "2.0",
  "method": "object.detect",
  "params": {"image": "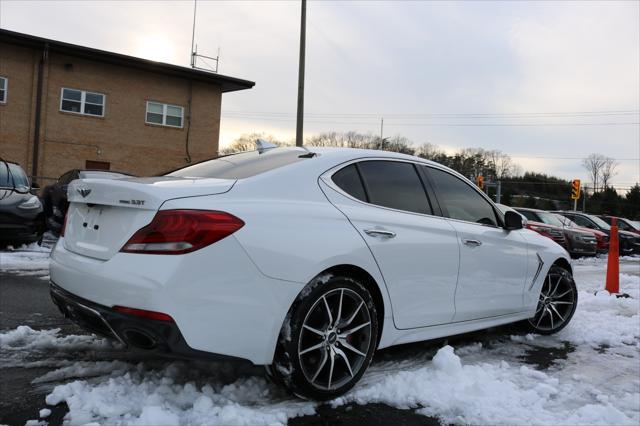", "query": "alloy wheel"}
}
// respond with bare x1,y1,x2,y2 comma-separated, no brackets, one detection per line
297,288,372,391
529,270,576,332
